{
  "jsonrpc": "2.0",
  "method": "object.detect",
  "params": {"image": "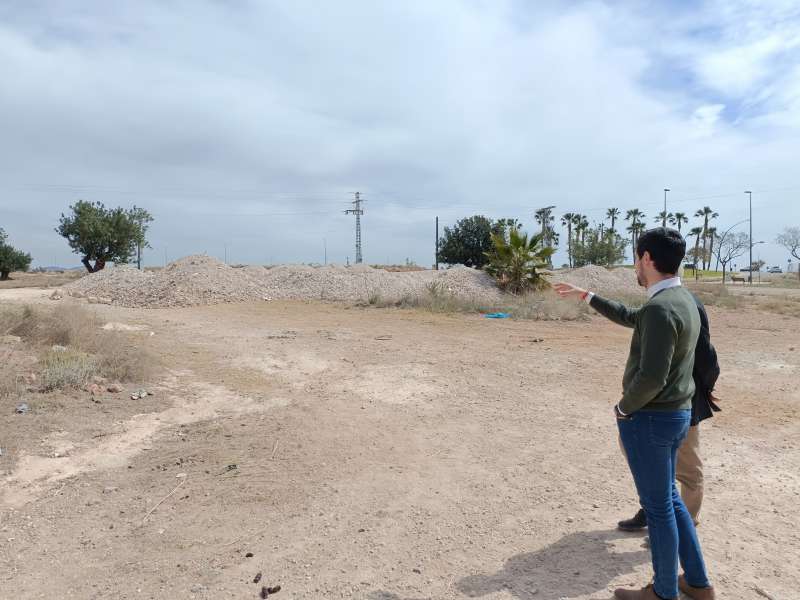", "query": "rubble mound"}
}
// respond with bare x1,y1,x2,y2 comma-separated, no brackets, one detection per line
66,257,506,308
555,265,643,296
67,256,266,308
